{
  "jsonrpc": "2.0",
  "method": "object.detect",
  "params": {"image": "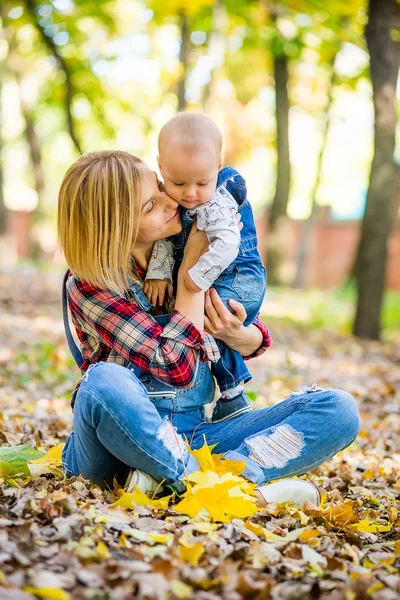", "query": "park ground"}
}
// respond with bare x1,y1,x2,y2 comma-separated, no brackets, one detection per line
0,268,399,600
